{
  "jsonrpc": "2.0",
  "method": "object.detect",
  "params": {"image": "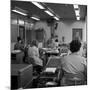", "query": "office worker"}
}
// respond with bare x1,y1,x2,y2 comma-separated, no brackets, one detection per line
14,37,24,51
54,39,59,48
14,37,25,63
28,40,43,73
60,40,87,86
